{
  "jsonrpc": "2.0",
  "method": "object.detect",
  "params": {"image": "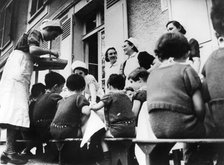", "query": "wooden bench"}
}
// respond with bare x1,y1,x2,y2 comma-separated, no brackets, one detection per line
133,138,224,165
17,138,135,165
